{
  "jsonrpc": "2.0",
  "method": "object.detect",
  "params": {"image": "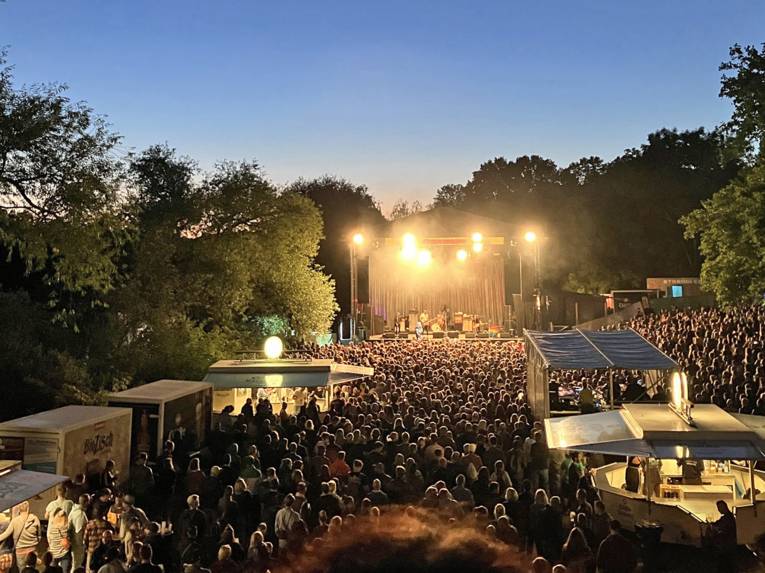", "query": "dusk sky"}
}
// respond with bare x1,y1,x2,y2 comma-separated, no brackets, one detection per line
2,1,764,211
